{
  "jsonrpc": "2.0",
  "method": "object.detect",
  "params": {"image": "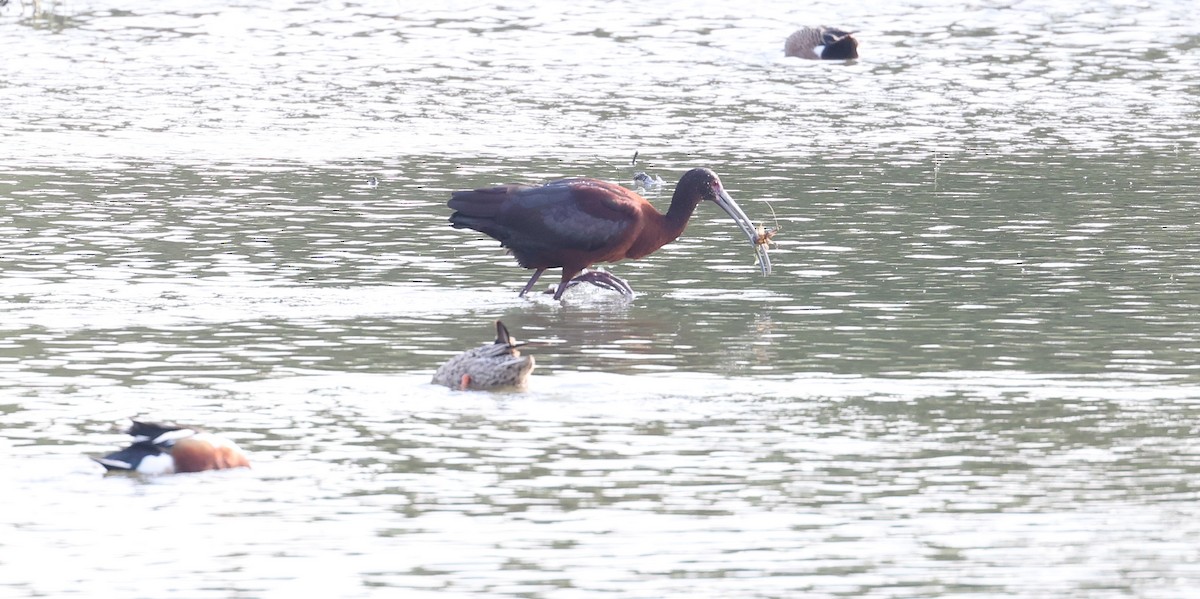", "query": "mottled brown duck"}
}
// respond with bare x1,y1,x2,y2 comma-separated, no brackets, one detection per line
432,321,535,391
